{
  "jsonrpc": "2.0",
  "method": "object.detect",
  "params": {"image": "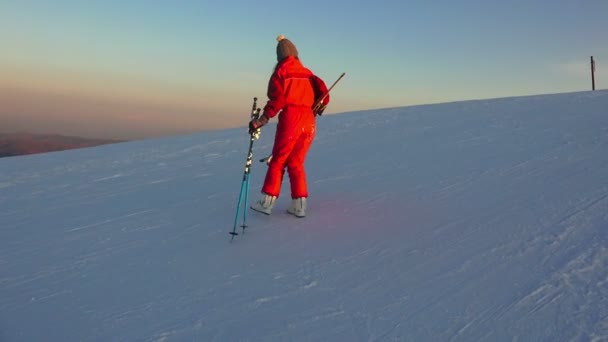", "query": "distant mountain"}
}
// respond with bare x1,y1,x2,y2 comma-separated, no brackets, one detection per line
0,132,124,158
